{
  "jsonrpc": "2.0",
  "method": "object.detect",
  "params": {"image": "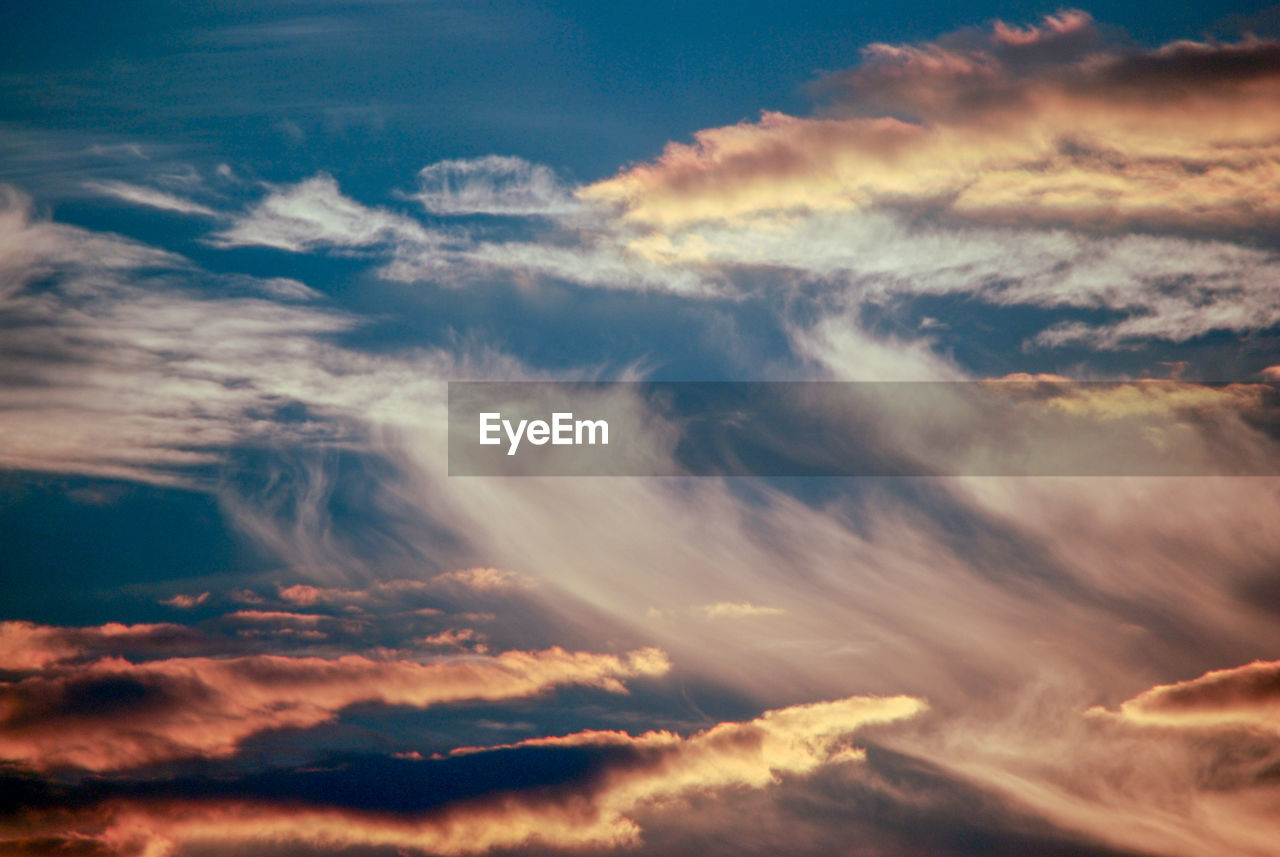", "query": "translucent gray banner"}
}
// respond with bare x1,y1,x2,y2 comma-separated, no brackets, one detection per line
448,381,1280,476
